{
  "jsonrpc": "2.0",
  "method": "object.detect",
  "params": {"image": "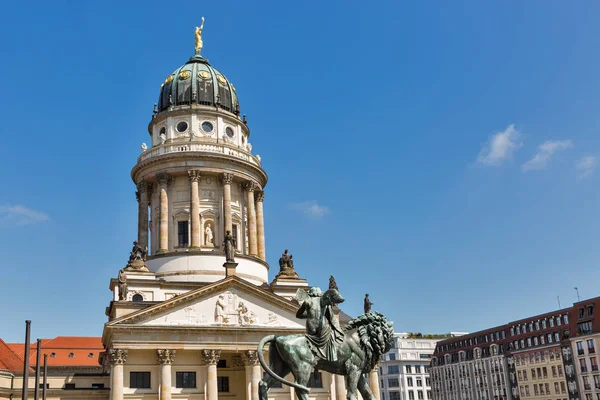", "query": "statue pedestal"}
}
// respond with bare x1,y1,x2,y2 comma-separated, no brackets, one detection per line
124,259,150,272
223,262,238,278
270,275,309,300
122,269,155,280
